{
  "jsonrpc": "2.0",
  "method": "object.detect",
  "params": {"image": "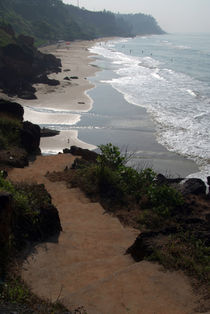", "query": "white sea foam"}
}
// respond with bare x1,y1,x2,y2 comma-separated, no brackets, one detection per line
90,38,210,179
24,106,81,126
